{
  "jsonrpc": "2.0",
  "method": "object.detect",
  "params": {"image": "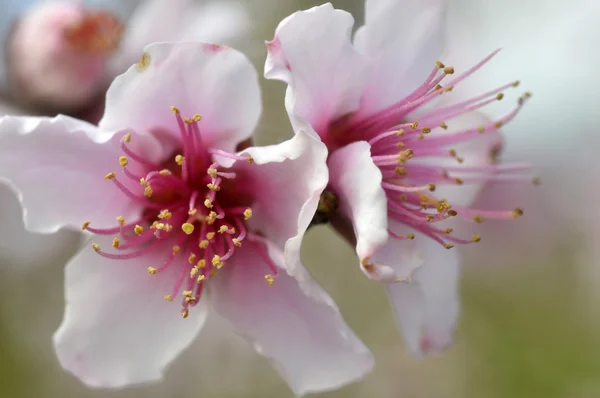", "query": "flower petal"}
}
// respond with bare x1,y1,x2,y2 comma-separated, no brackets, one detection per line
386,229,461,357
354,0,446,115
100,42,261,153
328,141,401,280
220,128,328,283
0,115,163,233
53,235,208,388
265,3,368,135
210,242,373,396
